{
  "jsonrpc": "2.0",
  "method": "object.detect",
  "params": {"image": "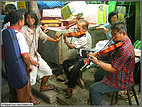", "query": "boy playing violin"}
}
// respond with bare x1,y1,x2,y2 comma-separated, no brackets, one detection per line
63,19,92,98
88,21,135,105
